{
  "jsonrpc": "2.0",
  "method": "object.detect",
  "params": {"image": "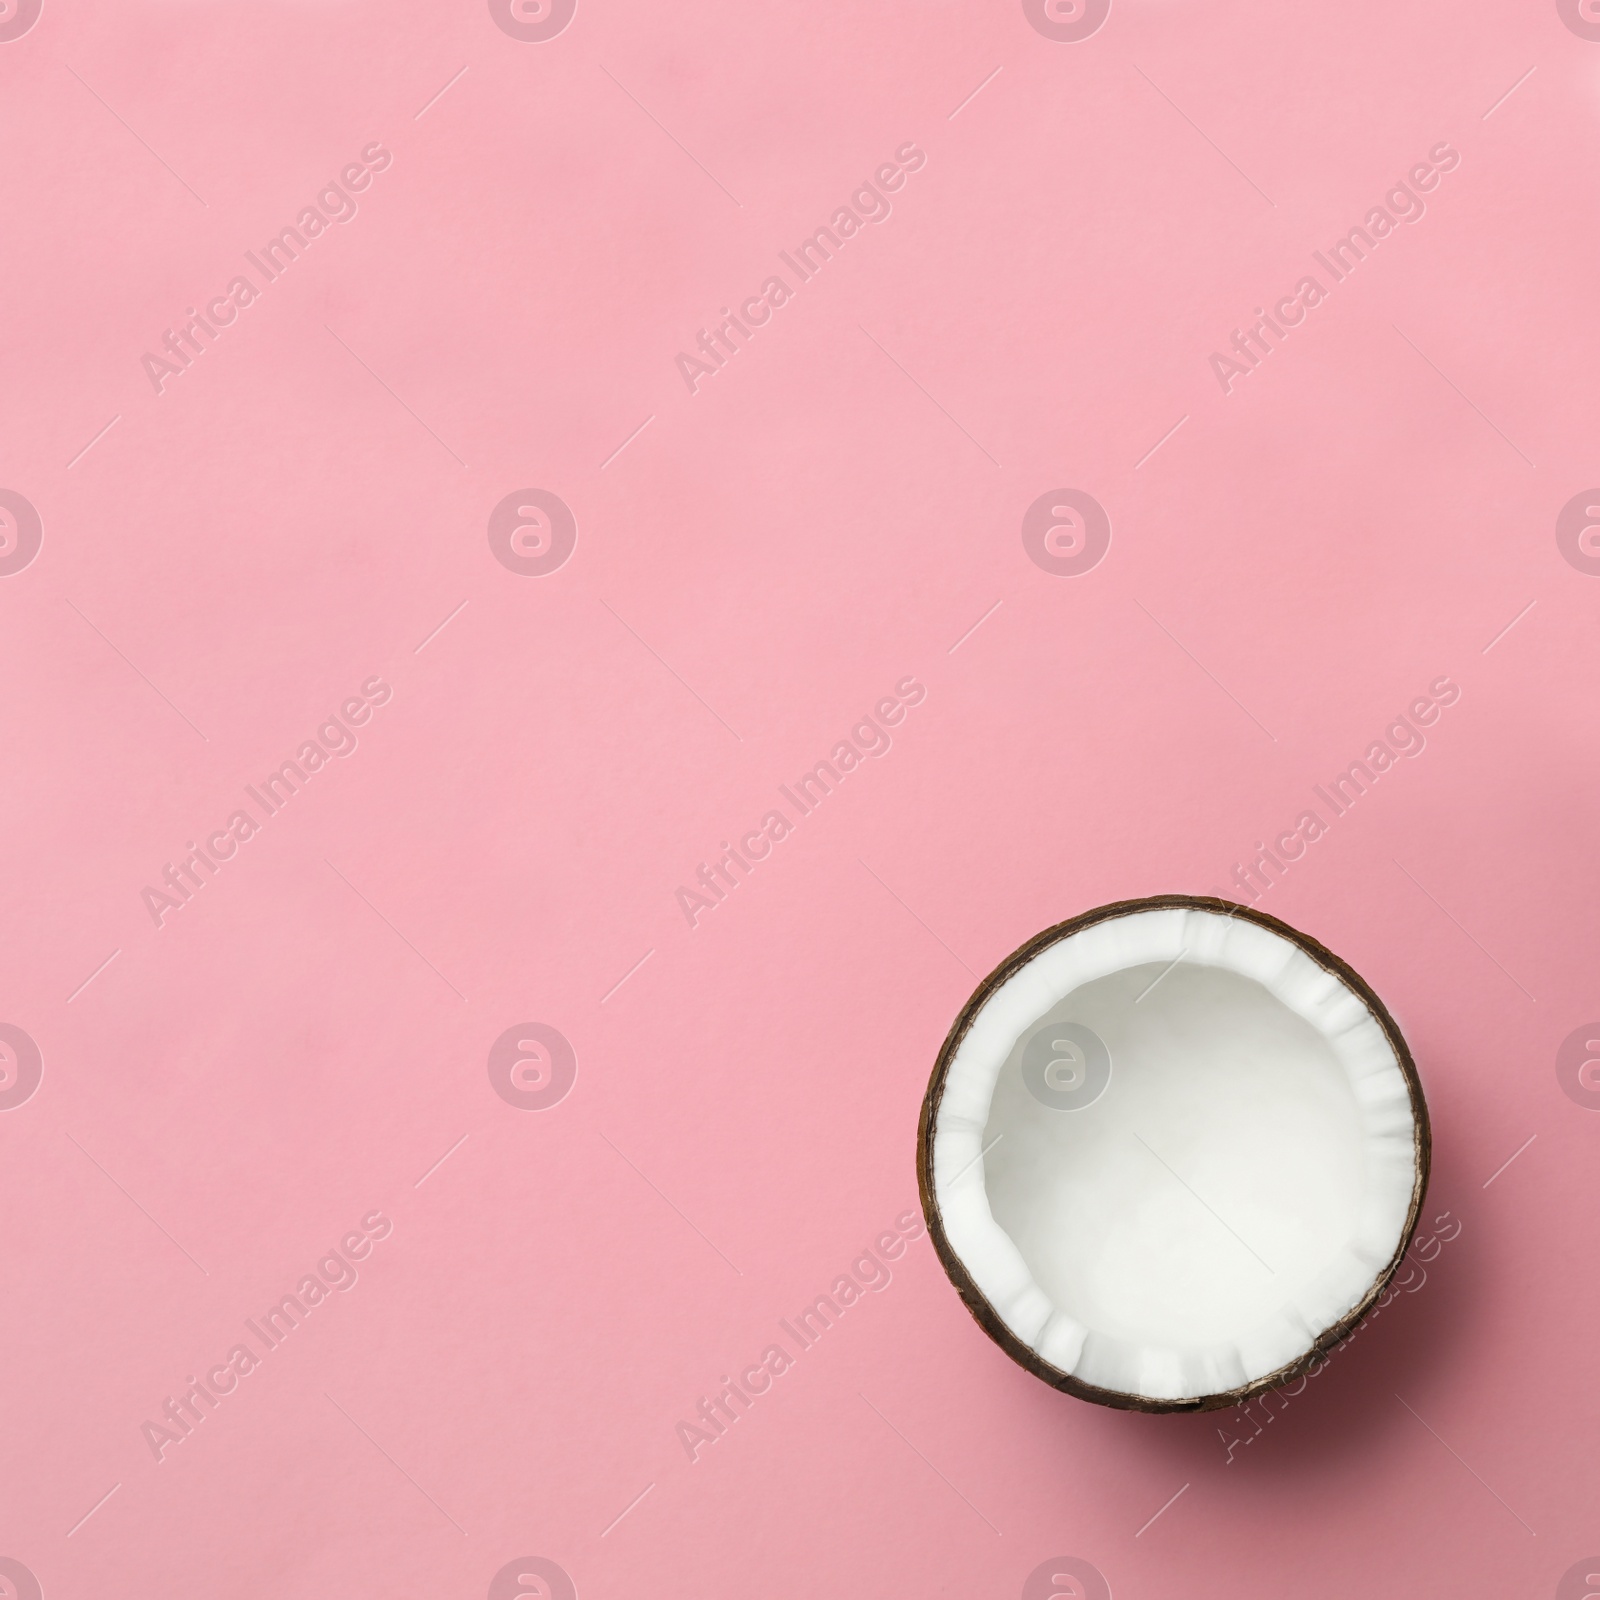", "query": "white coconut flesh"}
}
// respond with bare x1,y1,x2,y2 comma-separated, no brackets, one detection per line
930,906,1419,1403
